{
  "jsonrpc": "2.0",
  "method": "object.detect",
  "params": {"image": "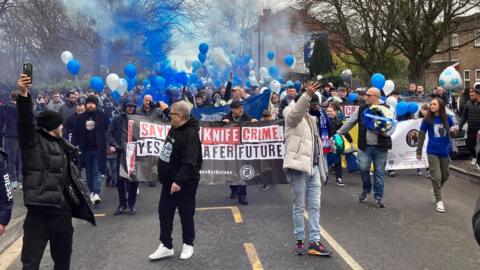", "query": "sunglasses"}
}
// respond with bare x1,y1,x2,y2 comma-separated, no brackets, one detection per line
365,94,378,98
